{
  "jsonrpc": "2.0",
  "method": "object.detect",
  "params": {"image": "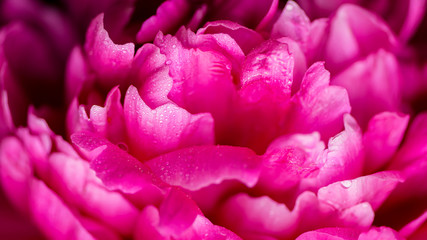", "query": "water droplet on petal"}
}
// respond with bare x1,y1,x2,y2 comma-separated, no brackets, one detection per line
165,60,171,65
340,180,352,189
